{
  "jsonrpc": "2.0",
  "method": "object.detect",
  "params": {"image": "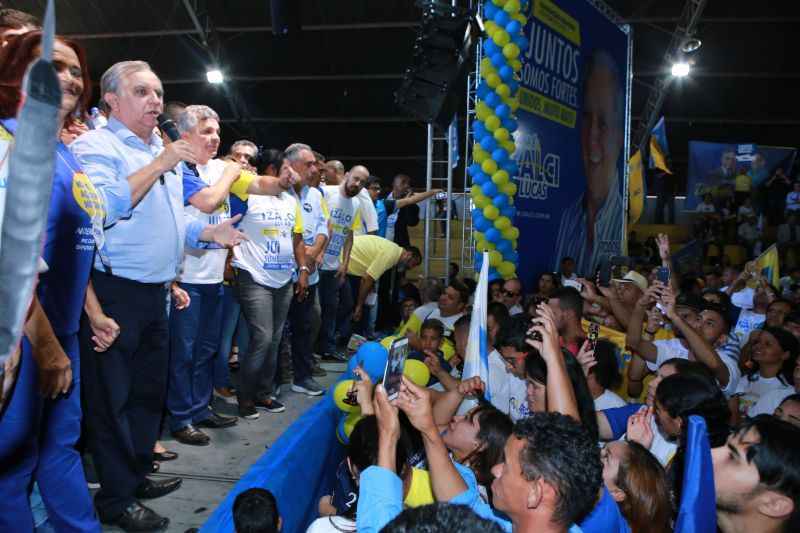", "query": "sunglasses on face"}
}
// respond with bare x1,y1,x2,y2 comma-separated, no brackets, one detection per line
503,290,520,297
